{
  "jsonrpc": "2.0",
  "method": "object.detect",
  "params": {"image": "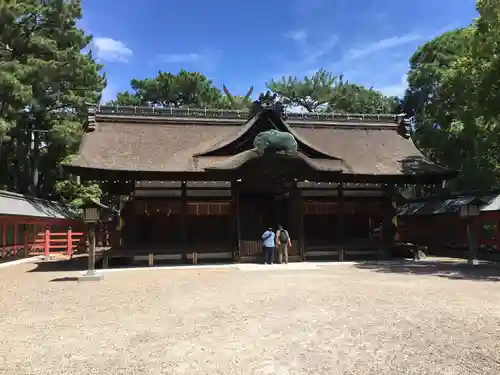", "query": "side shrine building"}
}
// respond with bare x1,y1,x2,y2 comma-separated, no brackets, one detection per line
65,97,454,262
